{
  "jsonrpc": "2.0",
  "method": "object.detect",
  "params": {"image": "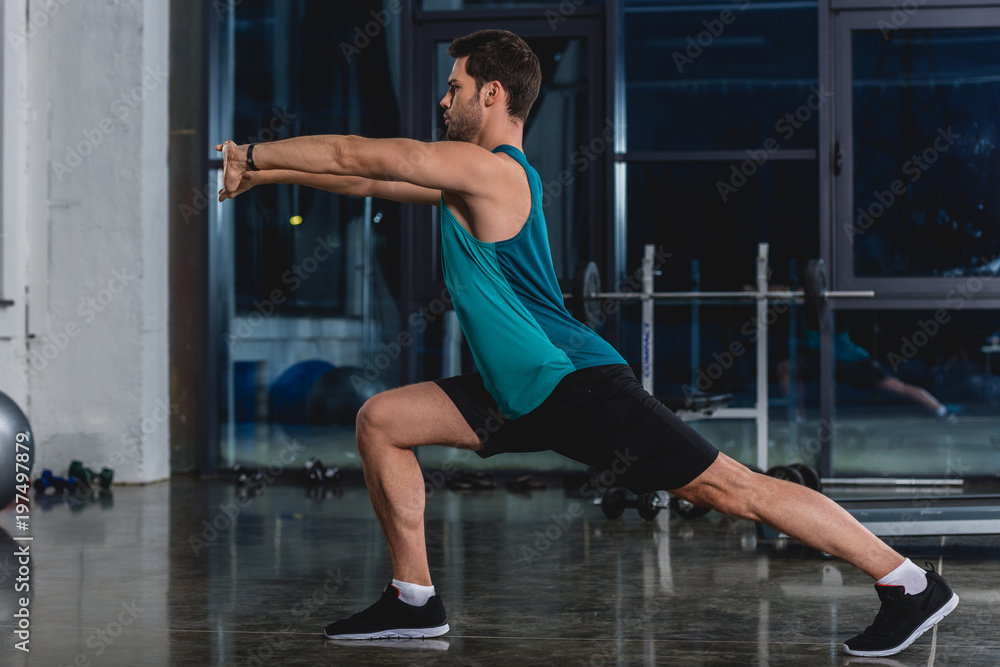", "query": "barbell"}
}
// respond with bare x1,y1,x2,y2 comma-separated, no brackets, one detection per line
568,258,871,329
